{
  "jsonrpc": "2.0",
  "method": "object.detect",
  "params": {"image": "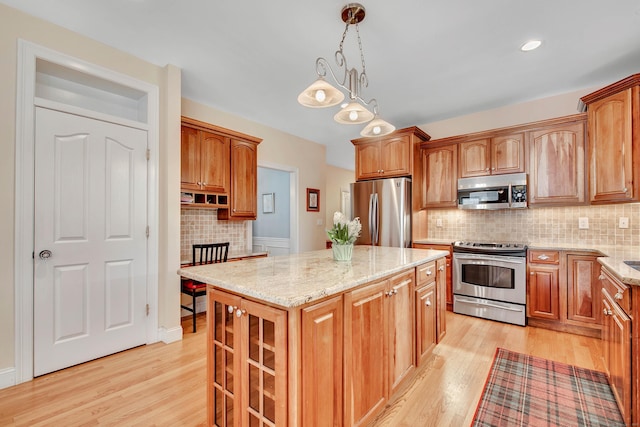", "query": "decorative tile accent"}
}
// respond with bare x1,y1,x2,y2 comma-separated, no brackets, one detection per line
427,203,640,246
180,208,248,262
